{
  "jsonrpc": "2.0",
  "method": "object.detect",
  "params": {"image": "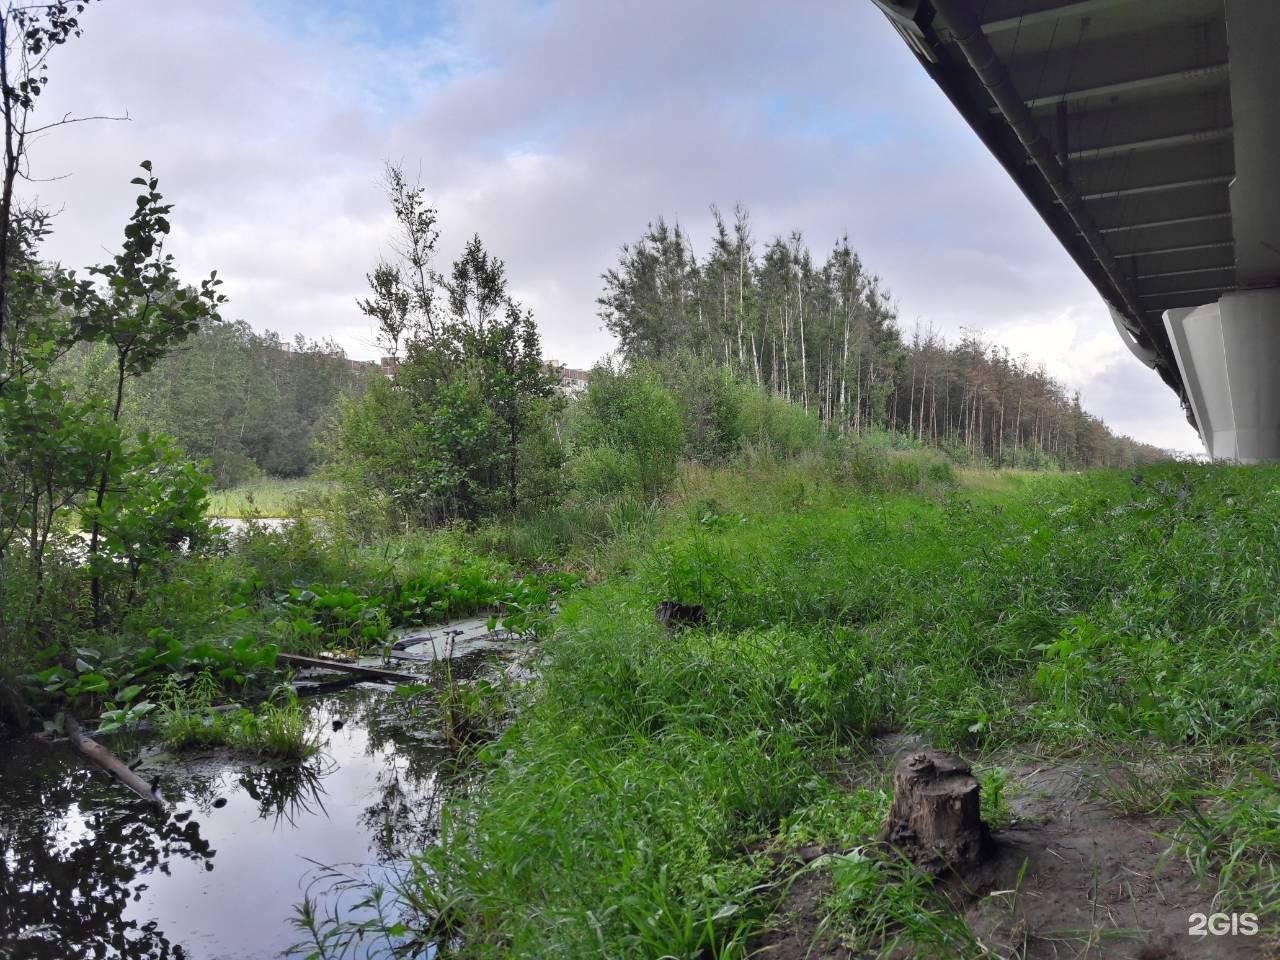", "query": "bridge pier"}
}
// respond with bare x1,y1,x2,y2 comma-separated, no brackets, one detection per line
1164,0,1280,464
1165,291,1280,463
